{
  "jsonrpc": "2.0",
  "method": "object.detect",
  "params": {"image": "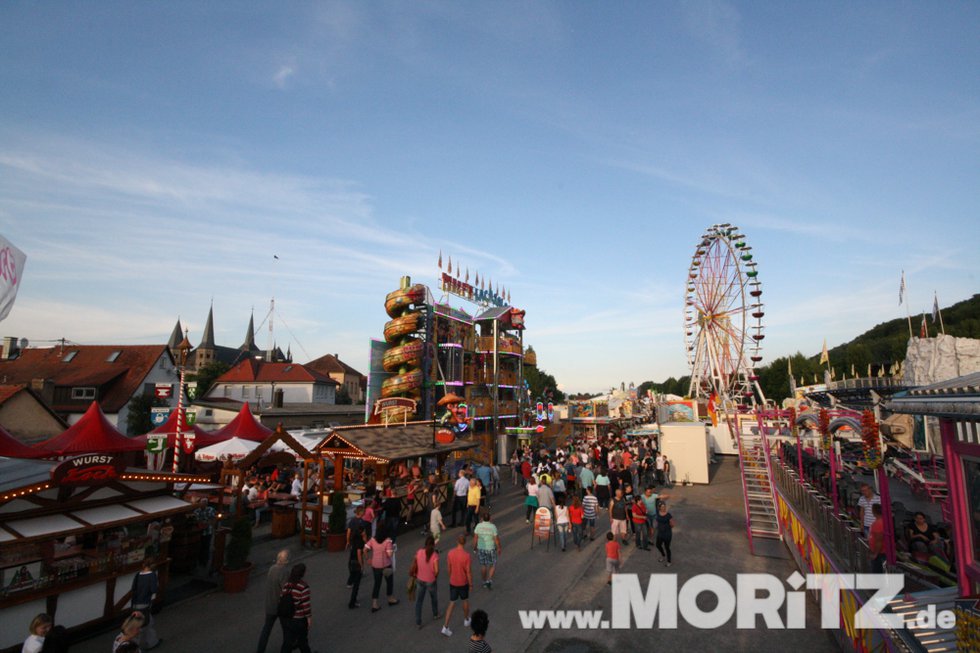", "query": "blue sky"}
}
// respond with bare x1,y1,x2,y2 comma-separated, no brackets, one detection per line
1,2,977,393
